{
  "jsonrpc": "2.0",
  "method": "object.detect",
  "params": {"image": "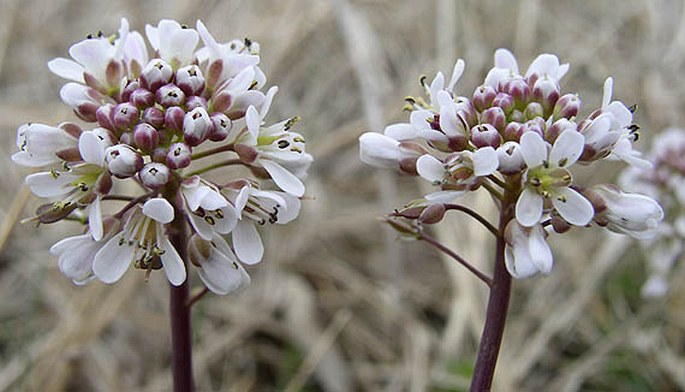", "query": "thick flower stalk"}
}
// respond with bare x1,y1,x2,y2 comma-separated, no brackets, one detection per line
14,18,311,391
358,48,661,390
